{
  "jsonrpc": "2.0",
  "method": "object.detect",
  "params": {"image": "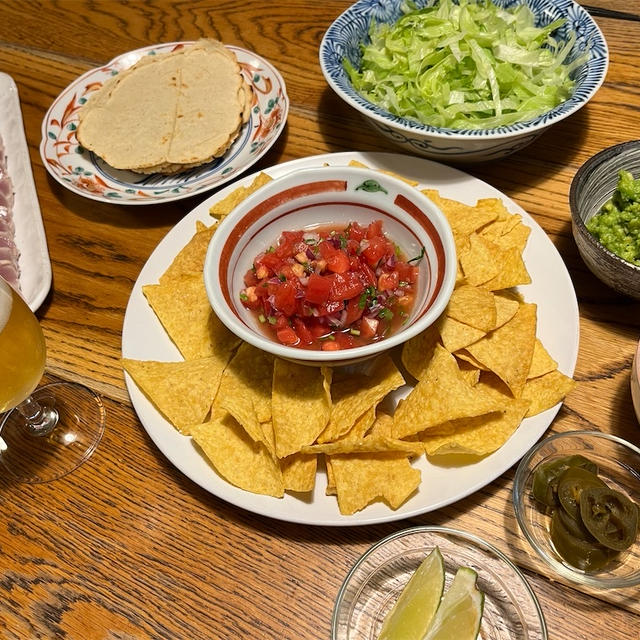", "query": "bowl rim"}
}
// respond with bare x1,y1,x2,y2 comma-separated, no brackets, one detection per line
319,0,609,140
569,139,640,274
203,165,457,363
331,524,547,639
513,429,640,588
